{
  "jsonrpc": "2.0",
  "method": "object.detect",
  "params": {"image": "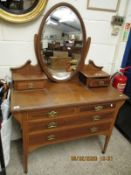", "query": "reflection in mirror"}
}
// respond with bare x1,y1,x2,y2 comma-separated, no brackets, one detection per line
41,6,83,80
0,0,38,14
